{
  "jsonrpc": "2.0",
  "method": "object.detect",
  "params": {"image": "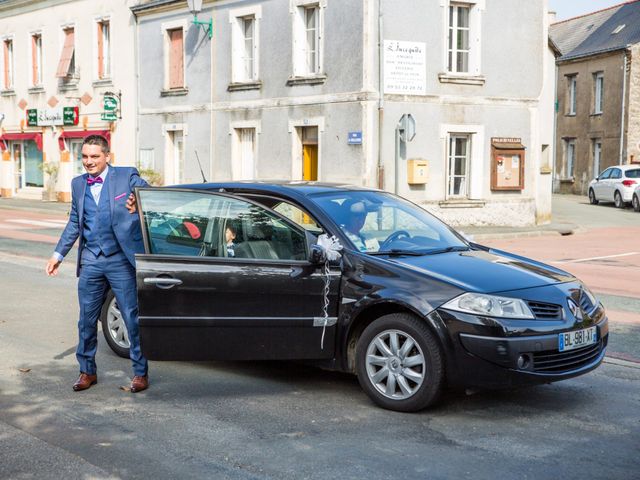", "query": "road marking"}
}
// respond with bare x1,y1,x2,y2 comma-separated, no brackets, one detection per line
0,222,29,230
552,252,640,264
6,219,67,228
